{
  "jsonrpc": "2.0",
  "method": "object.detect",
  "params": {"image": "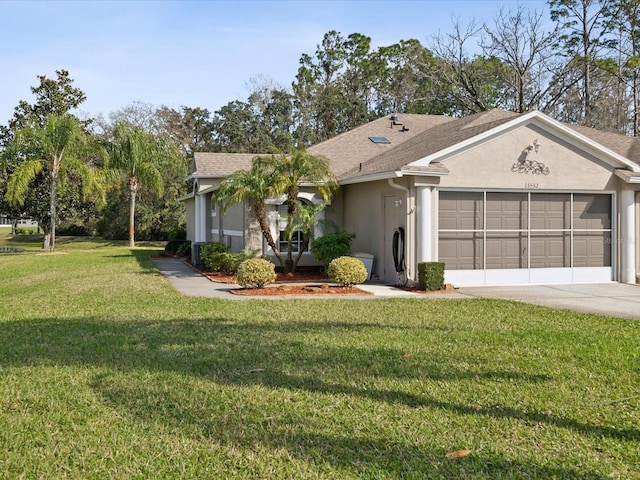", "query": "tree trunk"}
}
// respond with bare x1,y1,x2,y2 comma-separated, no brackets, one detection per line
49,160,59,252
634,73,639,136
284,200,297,273
582,0,591,127
254,200,284,267
129,176,138,248
293,233,311,272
